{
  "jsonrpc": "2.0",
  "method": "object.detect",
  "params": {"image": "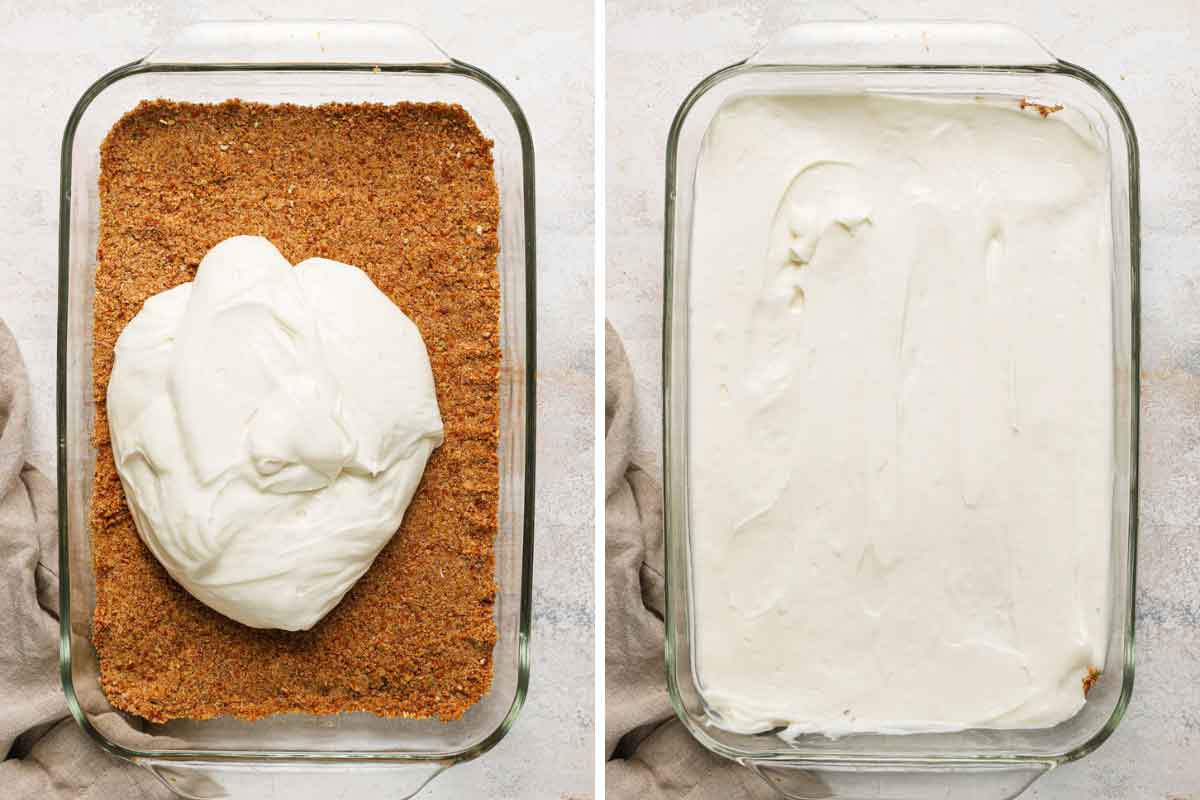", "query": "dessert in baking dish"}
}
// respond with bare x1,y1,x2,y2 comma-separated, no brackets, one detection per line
689,94,1112,736
91,99,500,722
